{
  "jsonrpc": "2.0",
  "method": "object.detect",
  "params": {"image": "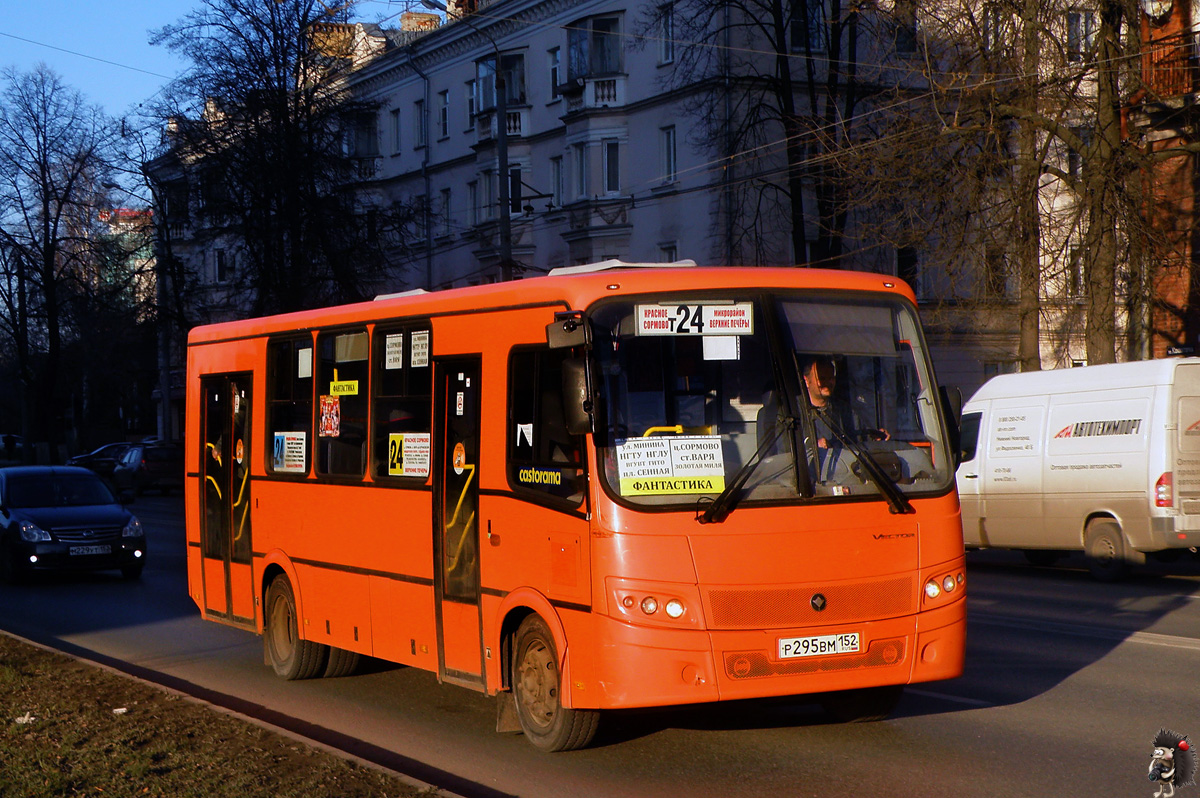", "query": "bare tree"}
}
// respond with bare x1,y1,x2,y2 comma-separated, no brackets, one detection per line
0,65,144,453
148,0,418,316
